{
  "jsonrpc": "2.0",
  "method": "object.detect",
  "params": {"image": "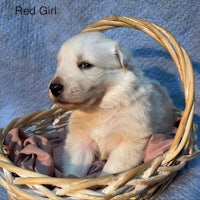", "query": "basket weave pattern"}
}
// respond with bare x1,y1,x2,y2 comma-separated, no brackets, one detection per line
0,16,199,200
